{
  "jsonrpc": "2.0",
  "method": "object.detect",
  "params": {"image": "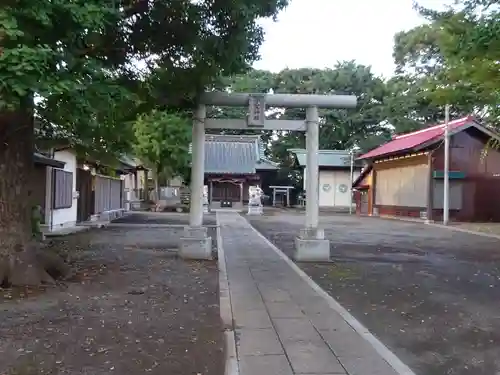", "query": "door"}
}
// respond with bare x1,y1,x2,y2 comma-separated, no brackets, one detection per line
360,190,369,215
212,181,241,202
76,169,93,222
